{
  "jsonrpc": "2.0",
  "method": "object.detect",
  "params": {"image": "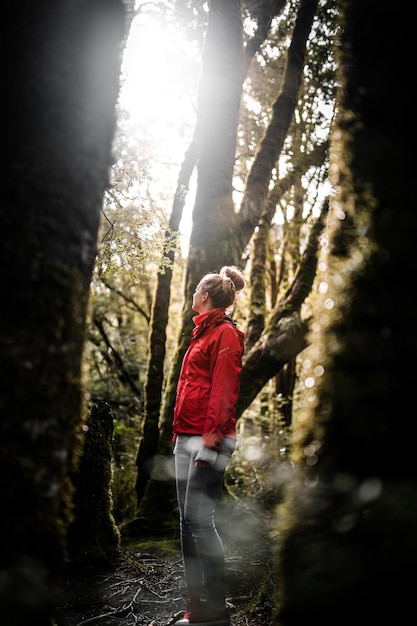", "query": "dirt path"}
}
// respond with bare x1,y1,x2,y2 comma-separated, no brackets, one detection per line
53,540,271,626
